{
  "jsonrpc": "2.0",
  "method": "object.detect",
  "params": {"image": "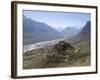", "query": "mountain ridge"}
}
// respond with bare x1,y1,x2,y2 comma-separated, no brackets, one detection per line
61,27,81,39
66,21,91,53
23,16,63,45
